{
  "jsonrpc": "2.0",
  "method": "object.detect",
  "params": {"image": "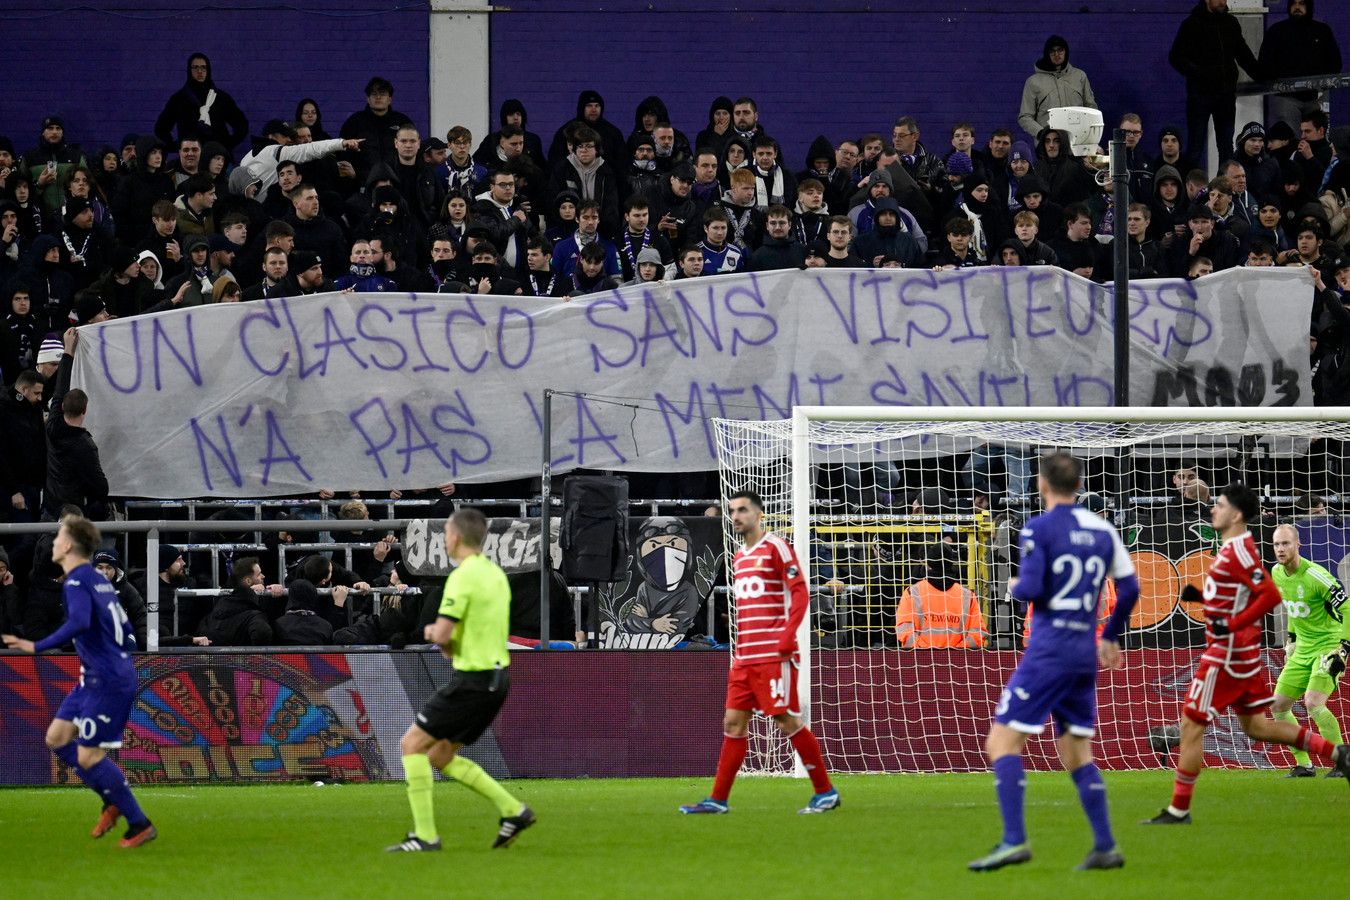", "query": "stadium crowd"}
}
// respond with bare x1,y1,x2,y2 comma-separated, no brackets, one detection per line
0,1,1346,647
